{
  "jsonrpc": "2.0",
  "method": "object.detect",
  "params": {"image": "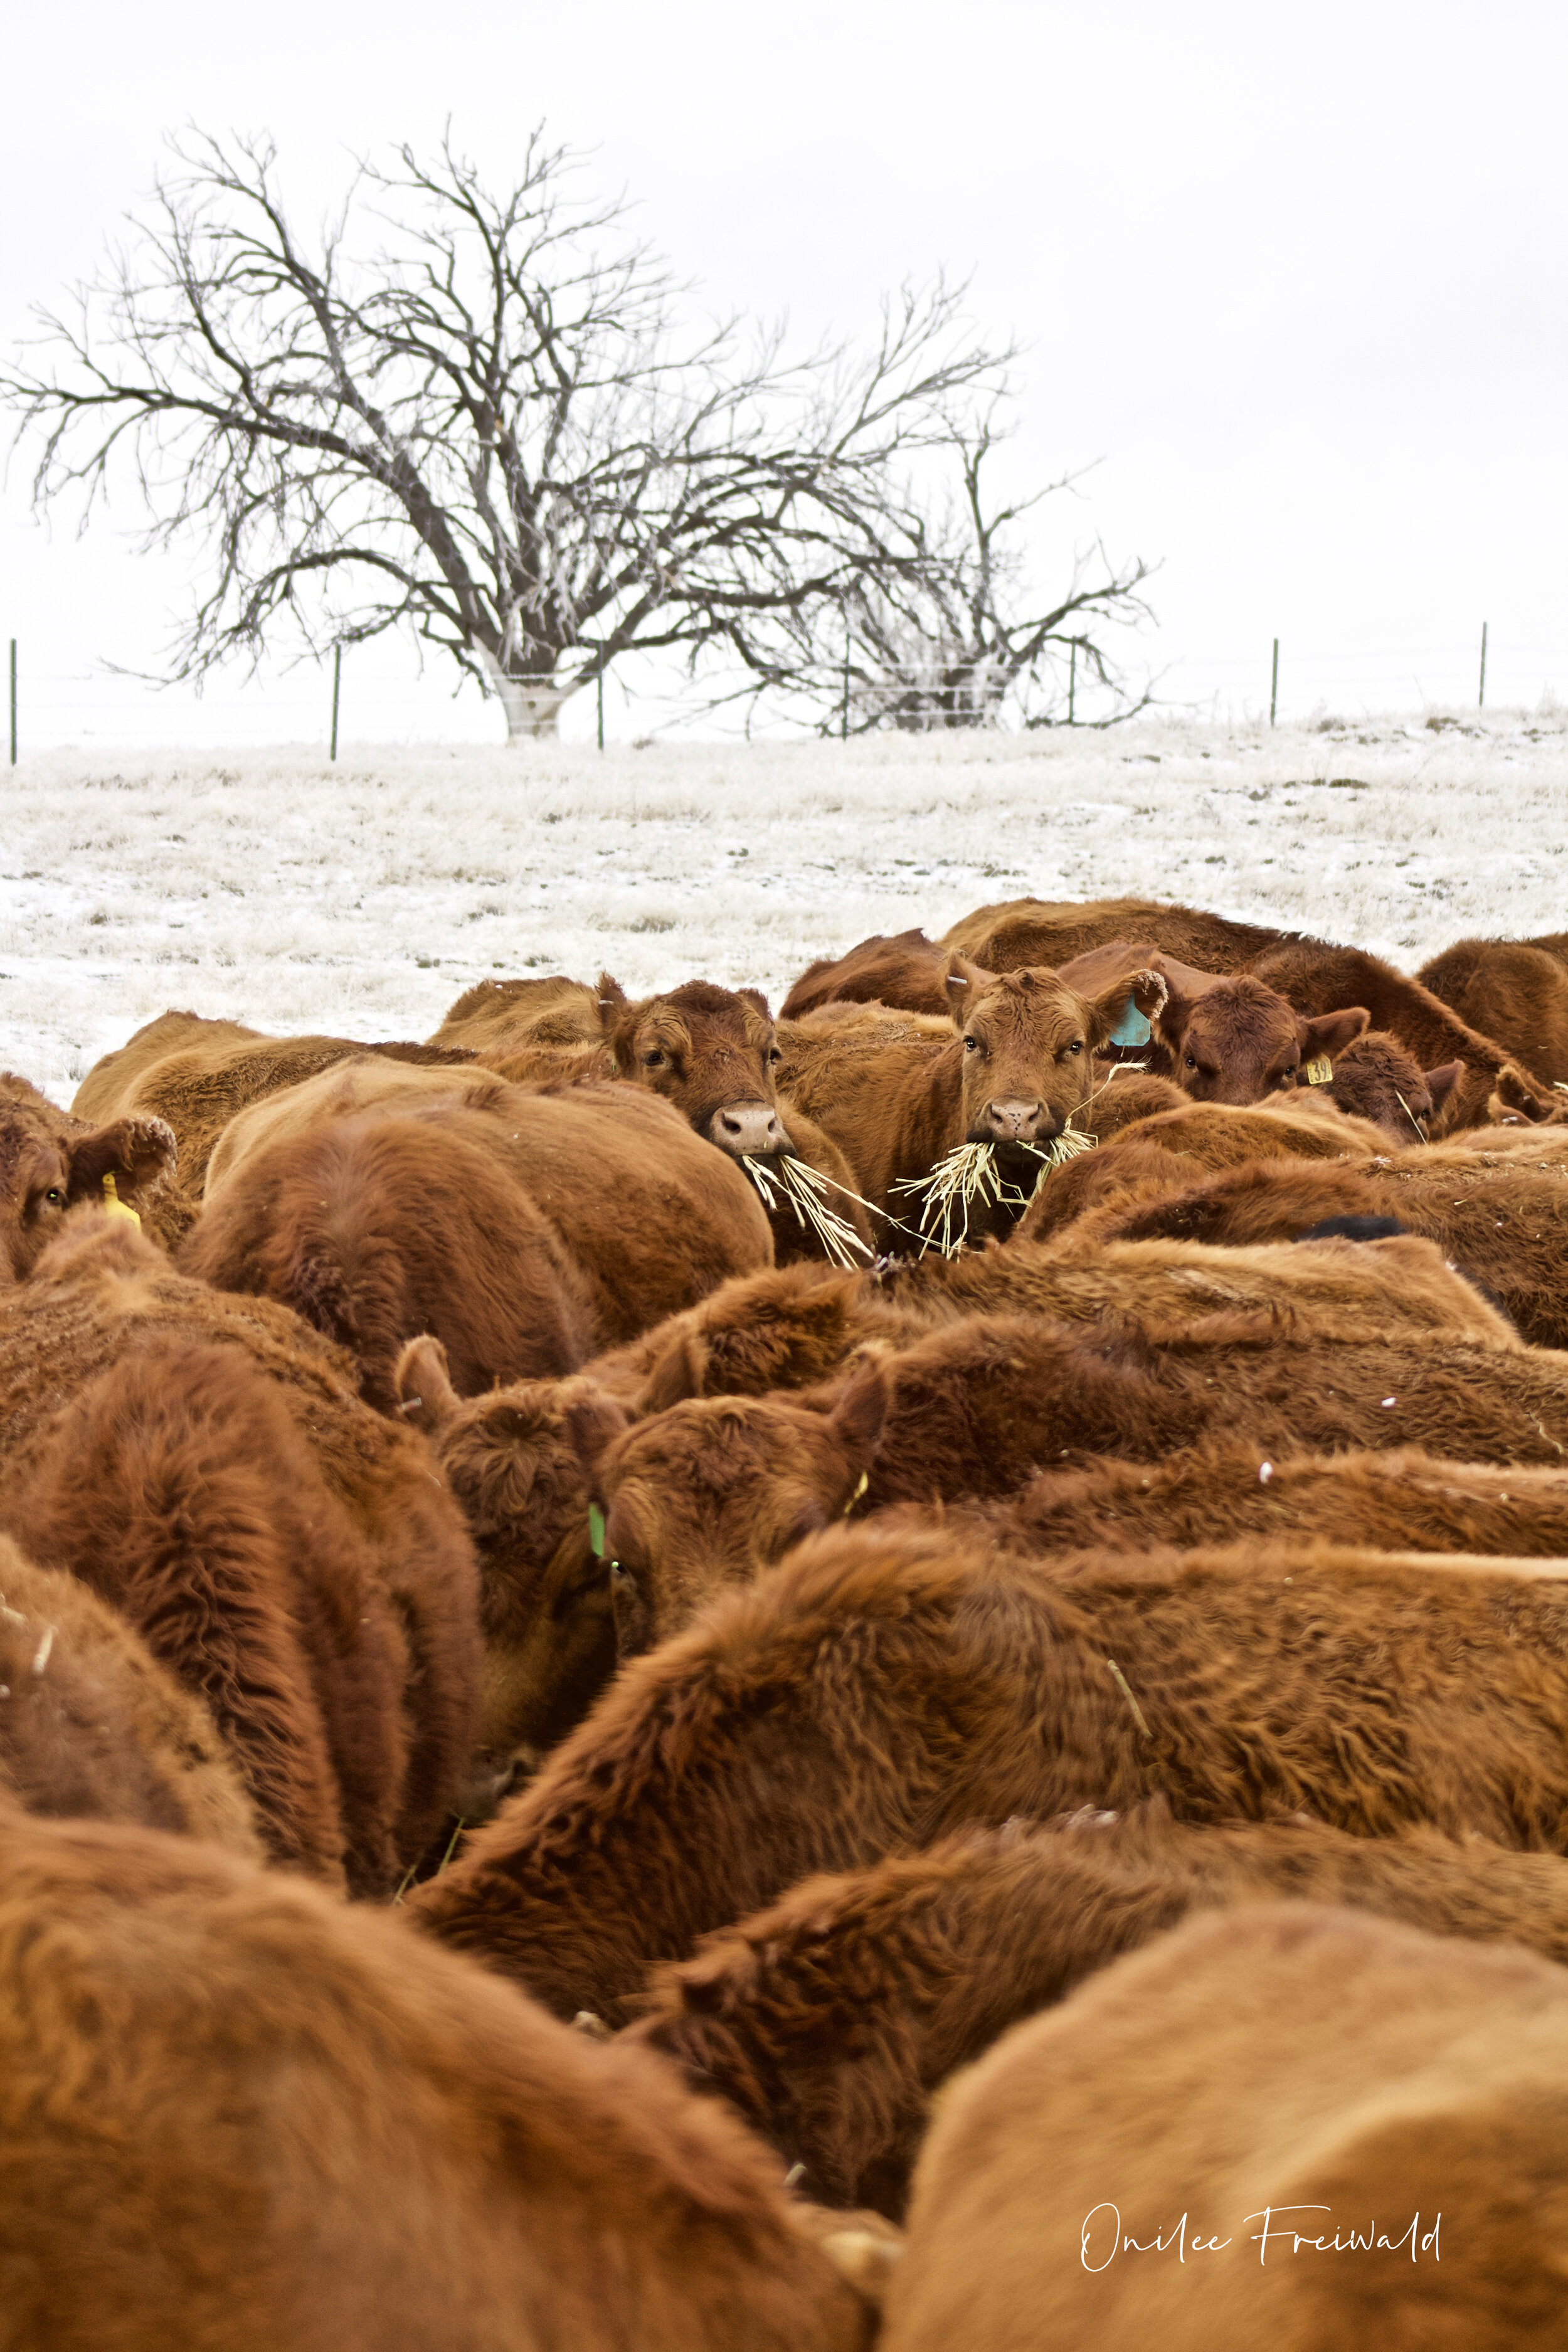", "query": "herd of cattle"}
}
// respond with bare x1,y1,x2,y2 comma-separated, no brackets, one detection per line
8,891,1568,2344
